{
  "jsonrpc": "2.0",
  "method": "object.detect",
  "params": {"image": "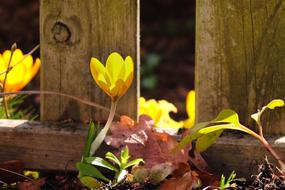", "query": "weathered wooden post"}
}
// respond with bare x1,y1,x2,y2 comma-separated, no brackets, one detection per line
40,0,140,122
0,0,139,170
196,0,285,176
